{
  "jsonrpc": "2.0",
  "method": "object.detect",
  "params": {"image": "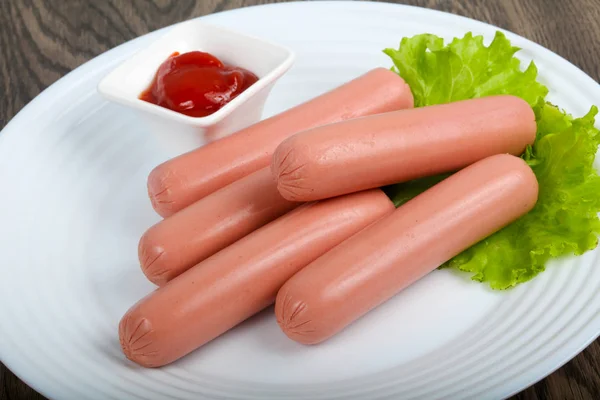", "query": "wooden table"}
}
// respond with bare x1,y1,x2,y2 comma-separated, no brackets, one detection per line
1,0,599,399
